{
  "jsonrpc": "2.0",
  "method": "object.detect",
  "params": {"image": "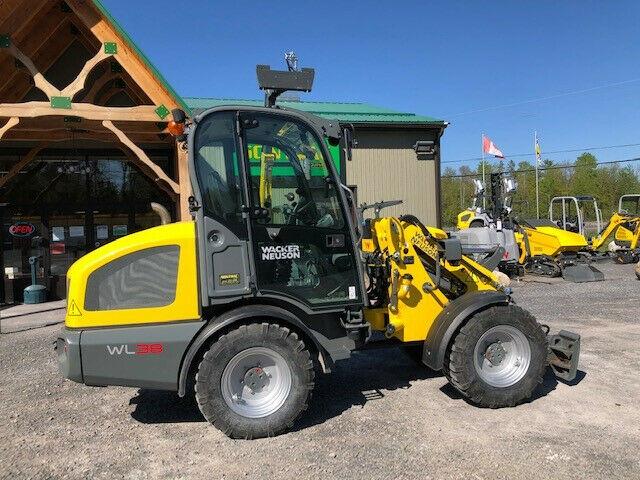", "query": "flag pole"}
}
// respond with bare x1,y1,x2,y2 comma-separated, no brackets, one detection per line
481,133,486,209
535,130,540,218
